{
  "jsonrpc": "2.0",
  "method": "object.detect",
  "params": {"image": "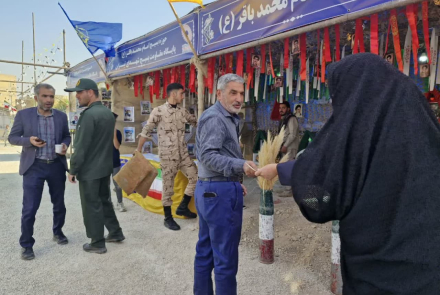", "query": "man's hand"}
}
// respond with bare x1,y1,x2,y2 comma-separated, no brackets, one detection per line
68,174,77,184
255,164,278,180
59,143,68,155
281,146,287,154
30,136,46,148
241,184,248,196
133,148,141,156
243,161,258,177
